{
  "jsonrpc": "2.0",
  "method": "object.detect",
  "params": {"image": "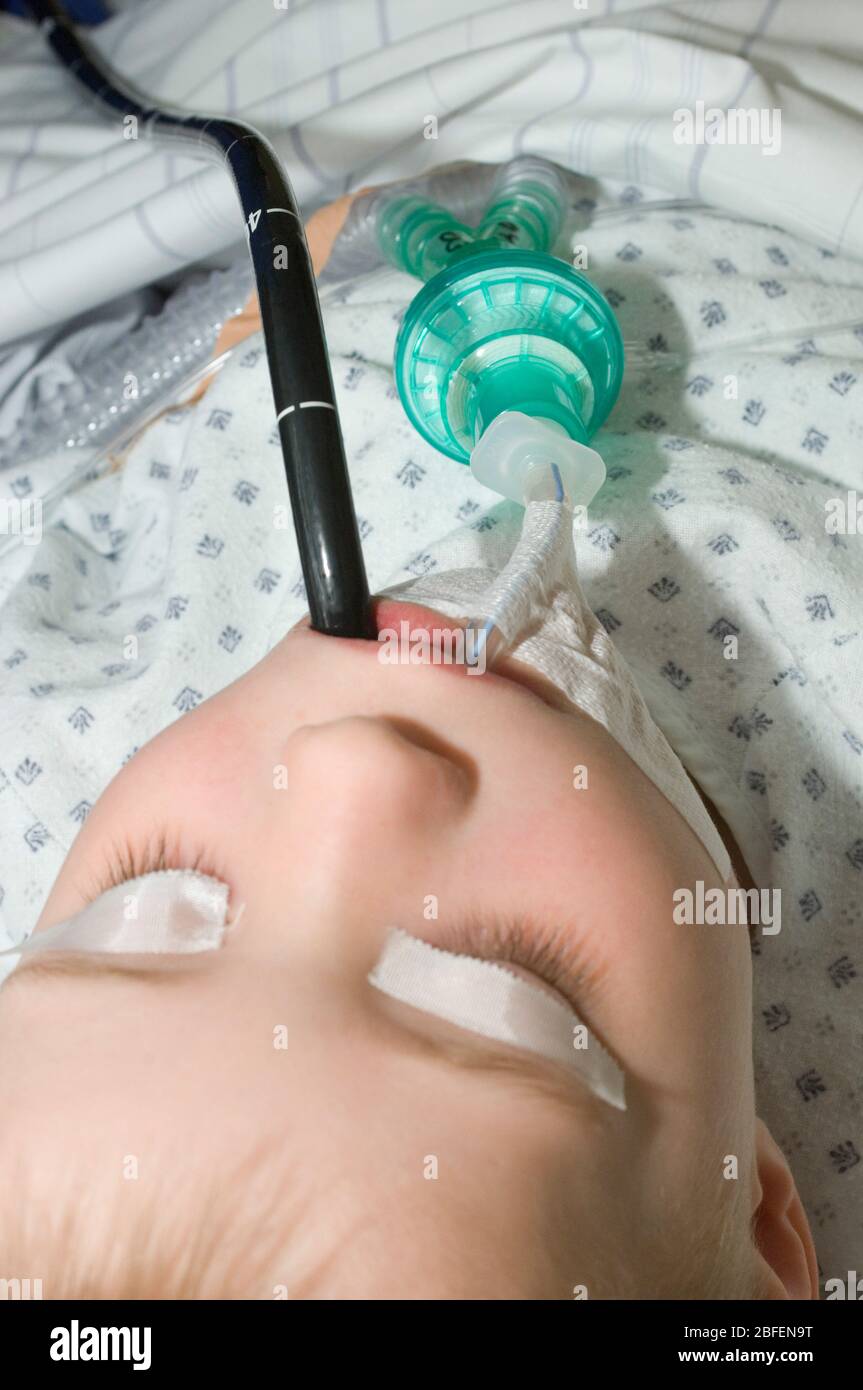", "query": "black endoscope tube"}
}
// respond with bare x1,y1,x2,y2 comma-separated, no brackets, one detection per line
27,0,376,641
